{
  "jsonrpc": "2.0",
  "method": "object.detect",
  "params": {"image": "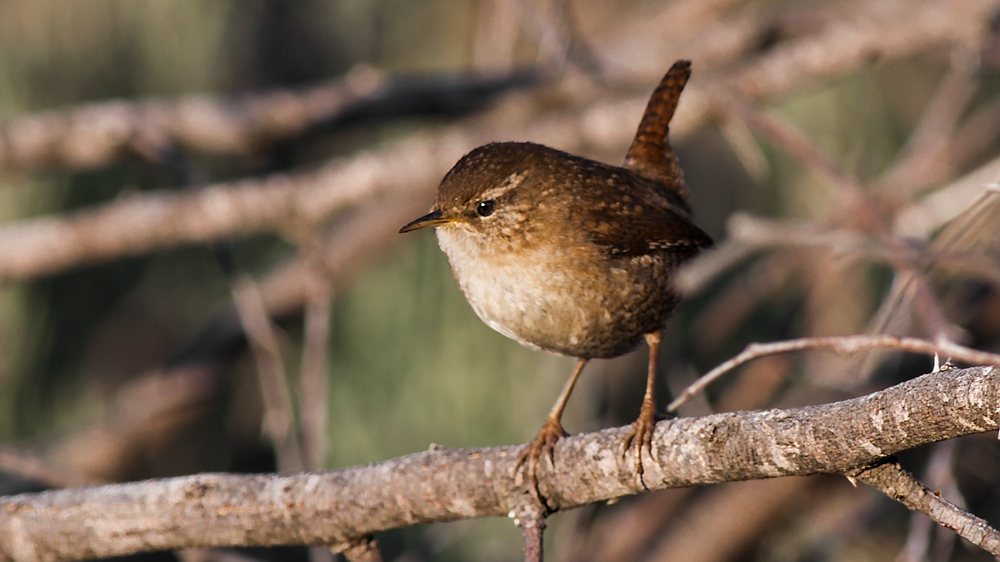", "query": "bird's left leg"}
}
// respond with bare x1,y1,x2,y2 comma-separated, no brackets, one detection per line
622,330,662,481
517,357,588,501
